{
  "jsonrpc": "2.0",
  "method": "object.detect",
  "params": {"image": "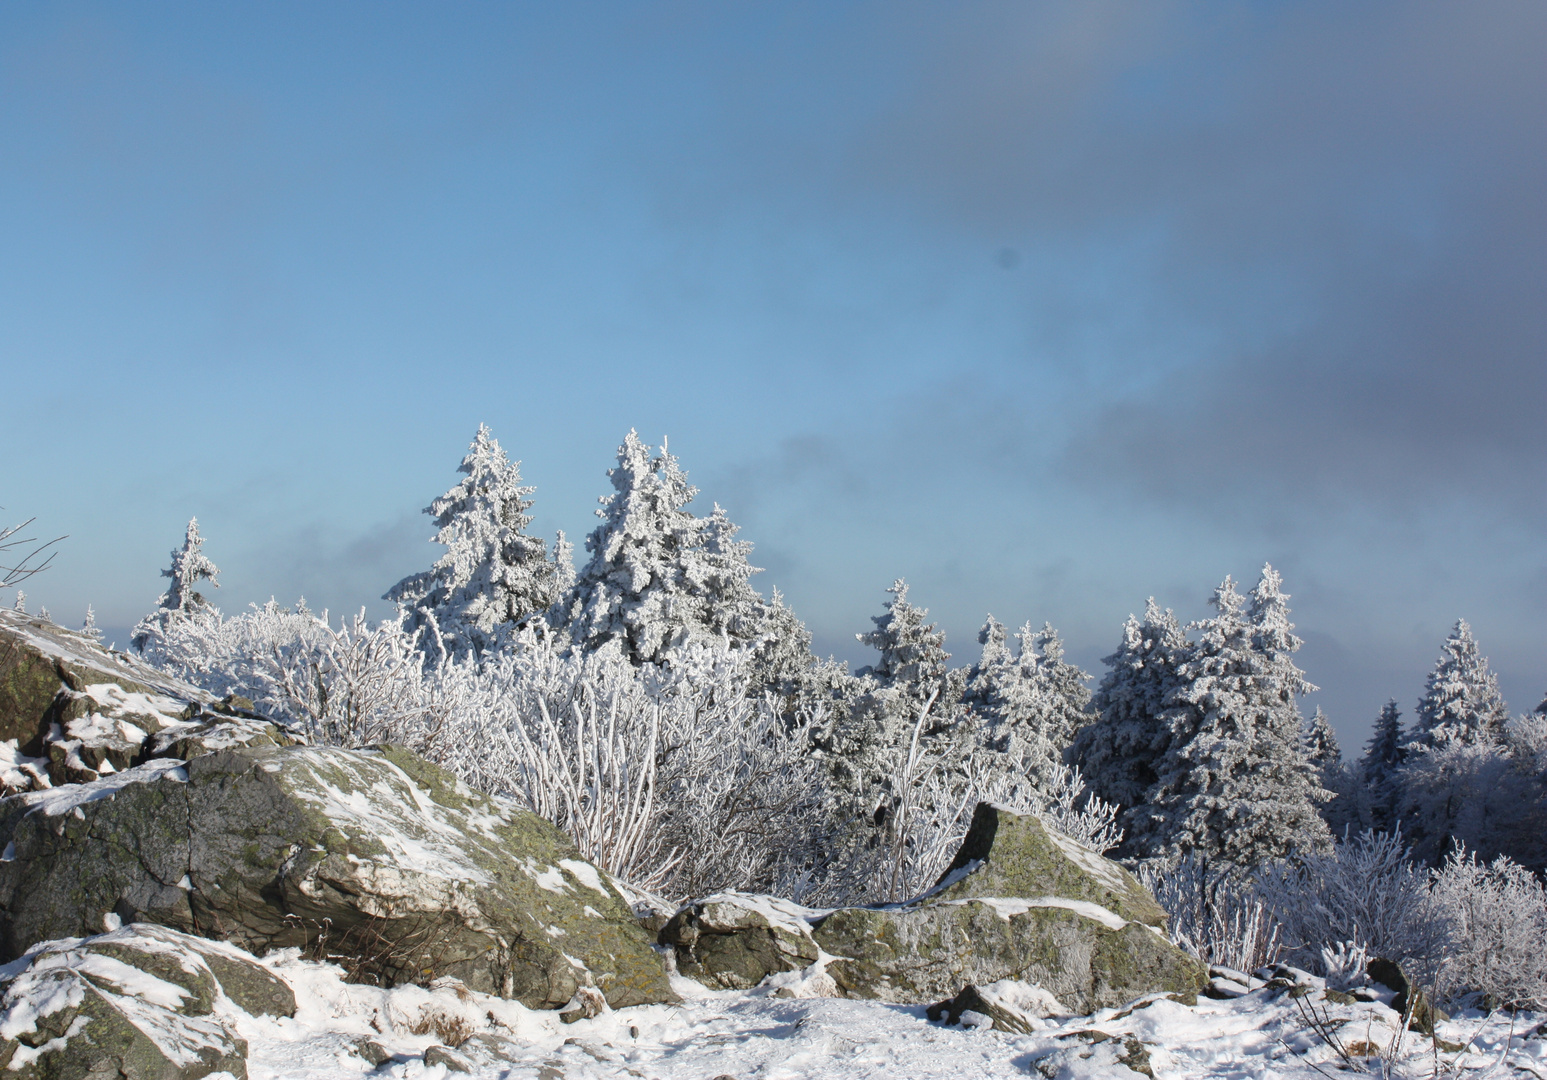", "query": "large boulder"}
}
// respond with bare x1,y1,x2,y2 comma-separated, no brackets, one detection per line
661,804,1204,1012
0,742,675,1010
0,923,284,1079
0,609,295,789
659,892,823,990
813,805,1205,1010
